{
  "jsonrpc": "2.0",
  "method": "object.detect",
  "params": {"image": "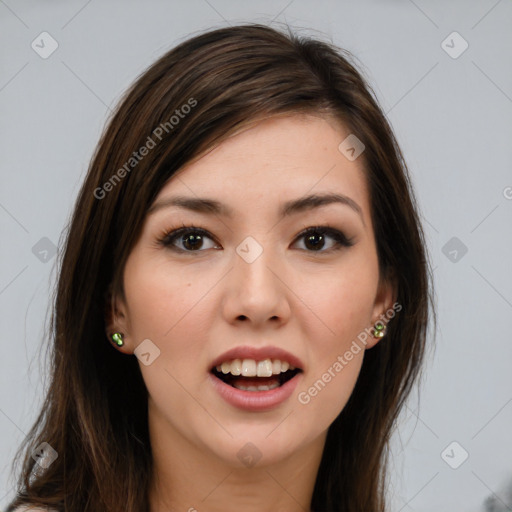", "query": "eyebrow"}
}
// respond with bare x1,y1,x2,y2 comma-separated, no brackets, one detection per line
148,192,365,225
